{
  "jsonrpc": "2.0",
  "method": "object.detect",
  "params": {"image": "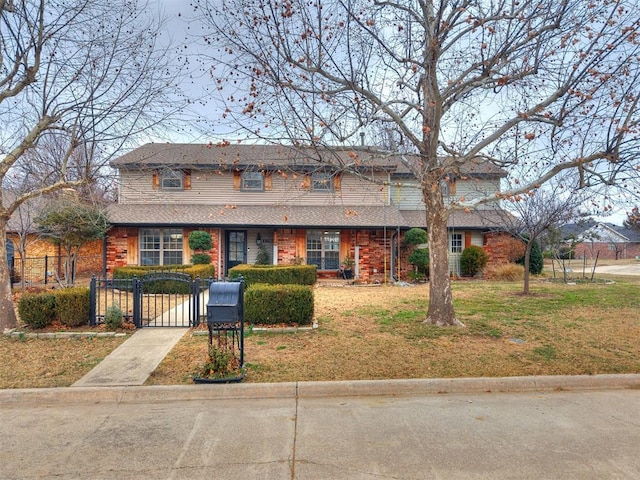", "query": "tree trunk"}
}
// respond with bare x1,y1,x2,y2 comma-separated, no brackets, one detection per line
523,242,532,295
423,193,464,326
0,223,18,330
